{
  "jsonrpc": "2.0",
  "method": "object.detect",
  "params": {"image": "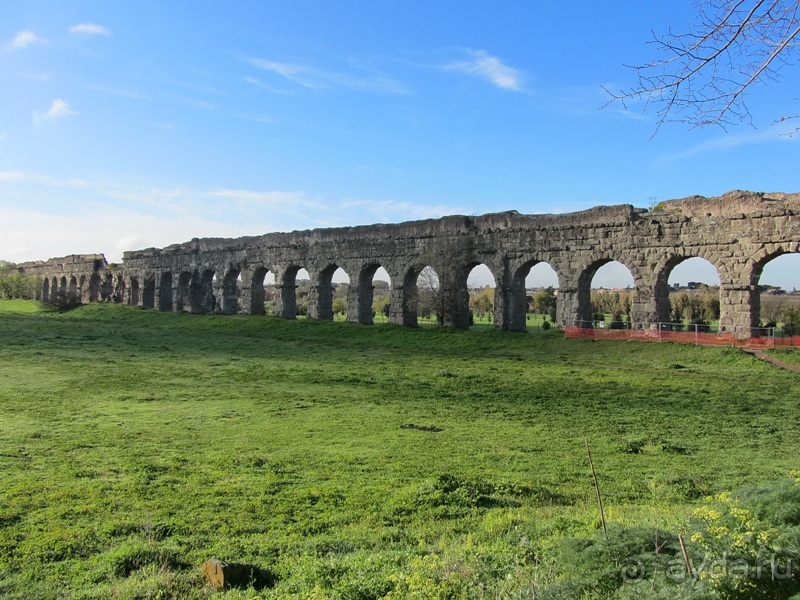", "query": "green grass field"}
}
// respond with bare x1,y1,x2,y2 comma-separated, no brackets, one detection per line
1,300,799,598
